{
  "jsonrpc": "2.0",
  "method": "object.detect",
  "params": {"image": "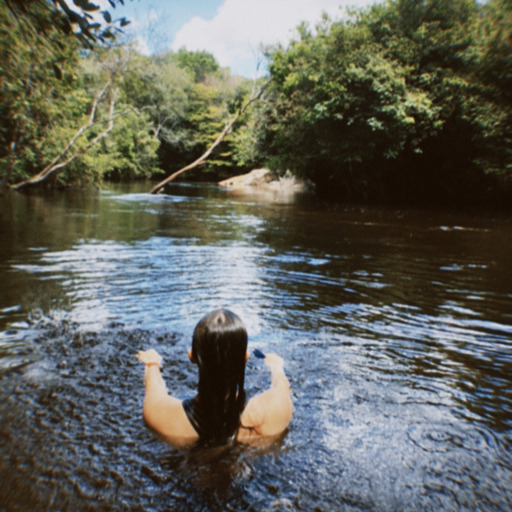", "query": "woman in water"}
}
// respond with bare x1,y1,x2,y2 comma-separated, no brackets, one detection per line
136,309,293,446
